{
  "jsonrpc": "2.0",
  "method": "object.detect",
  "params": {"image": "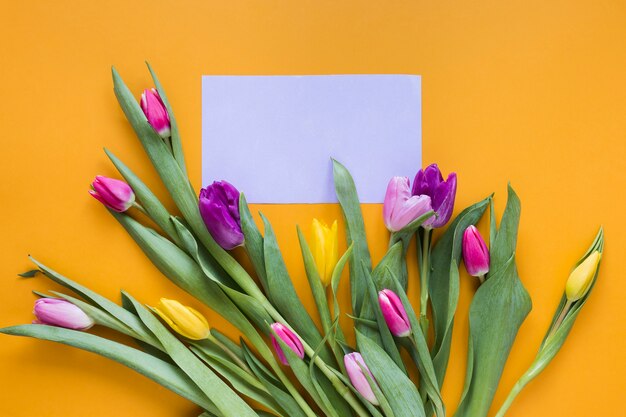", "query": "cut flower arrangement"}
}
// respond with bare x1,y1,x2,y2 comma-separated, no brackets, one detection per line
2,63,604,417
